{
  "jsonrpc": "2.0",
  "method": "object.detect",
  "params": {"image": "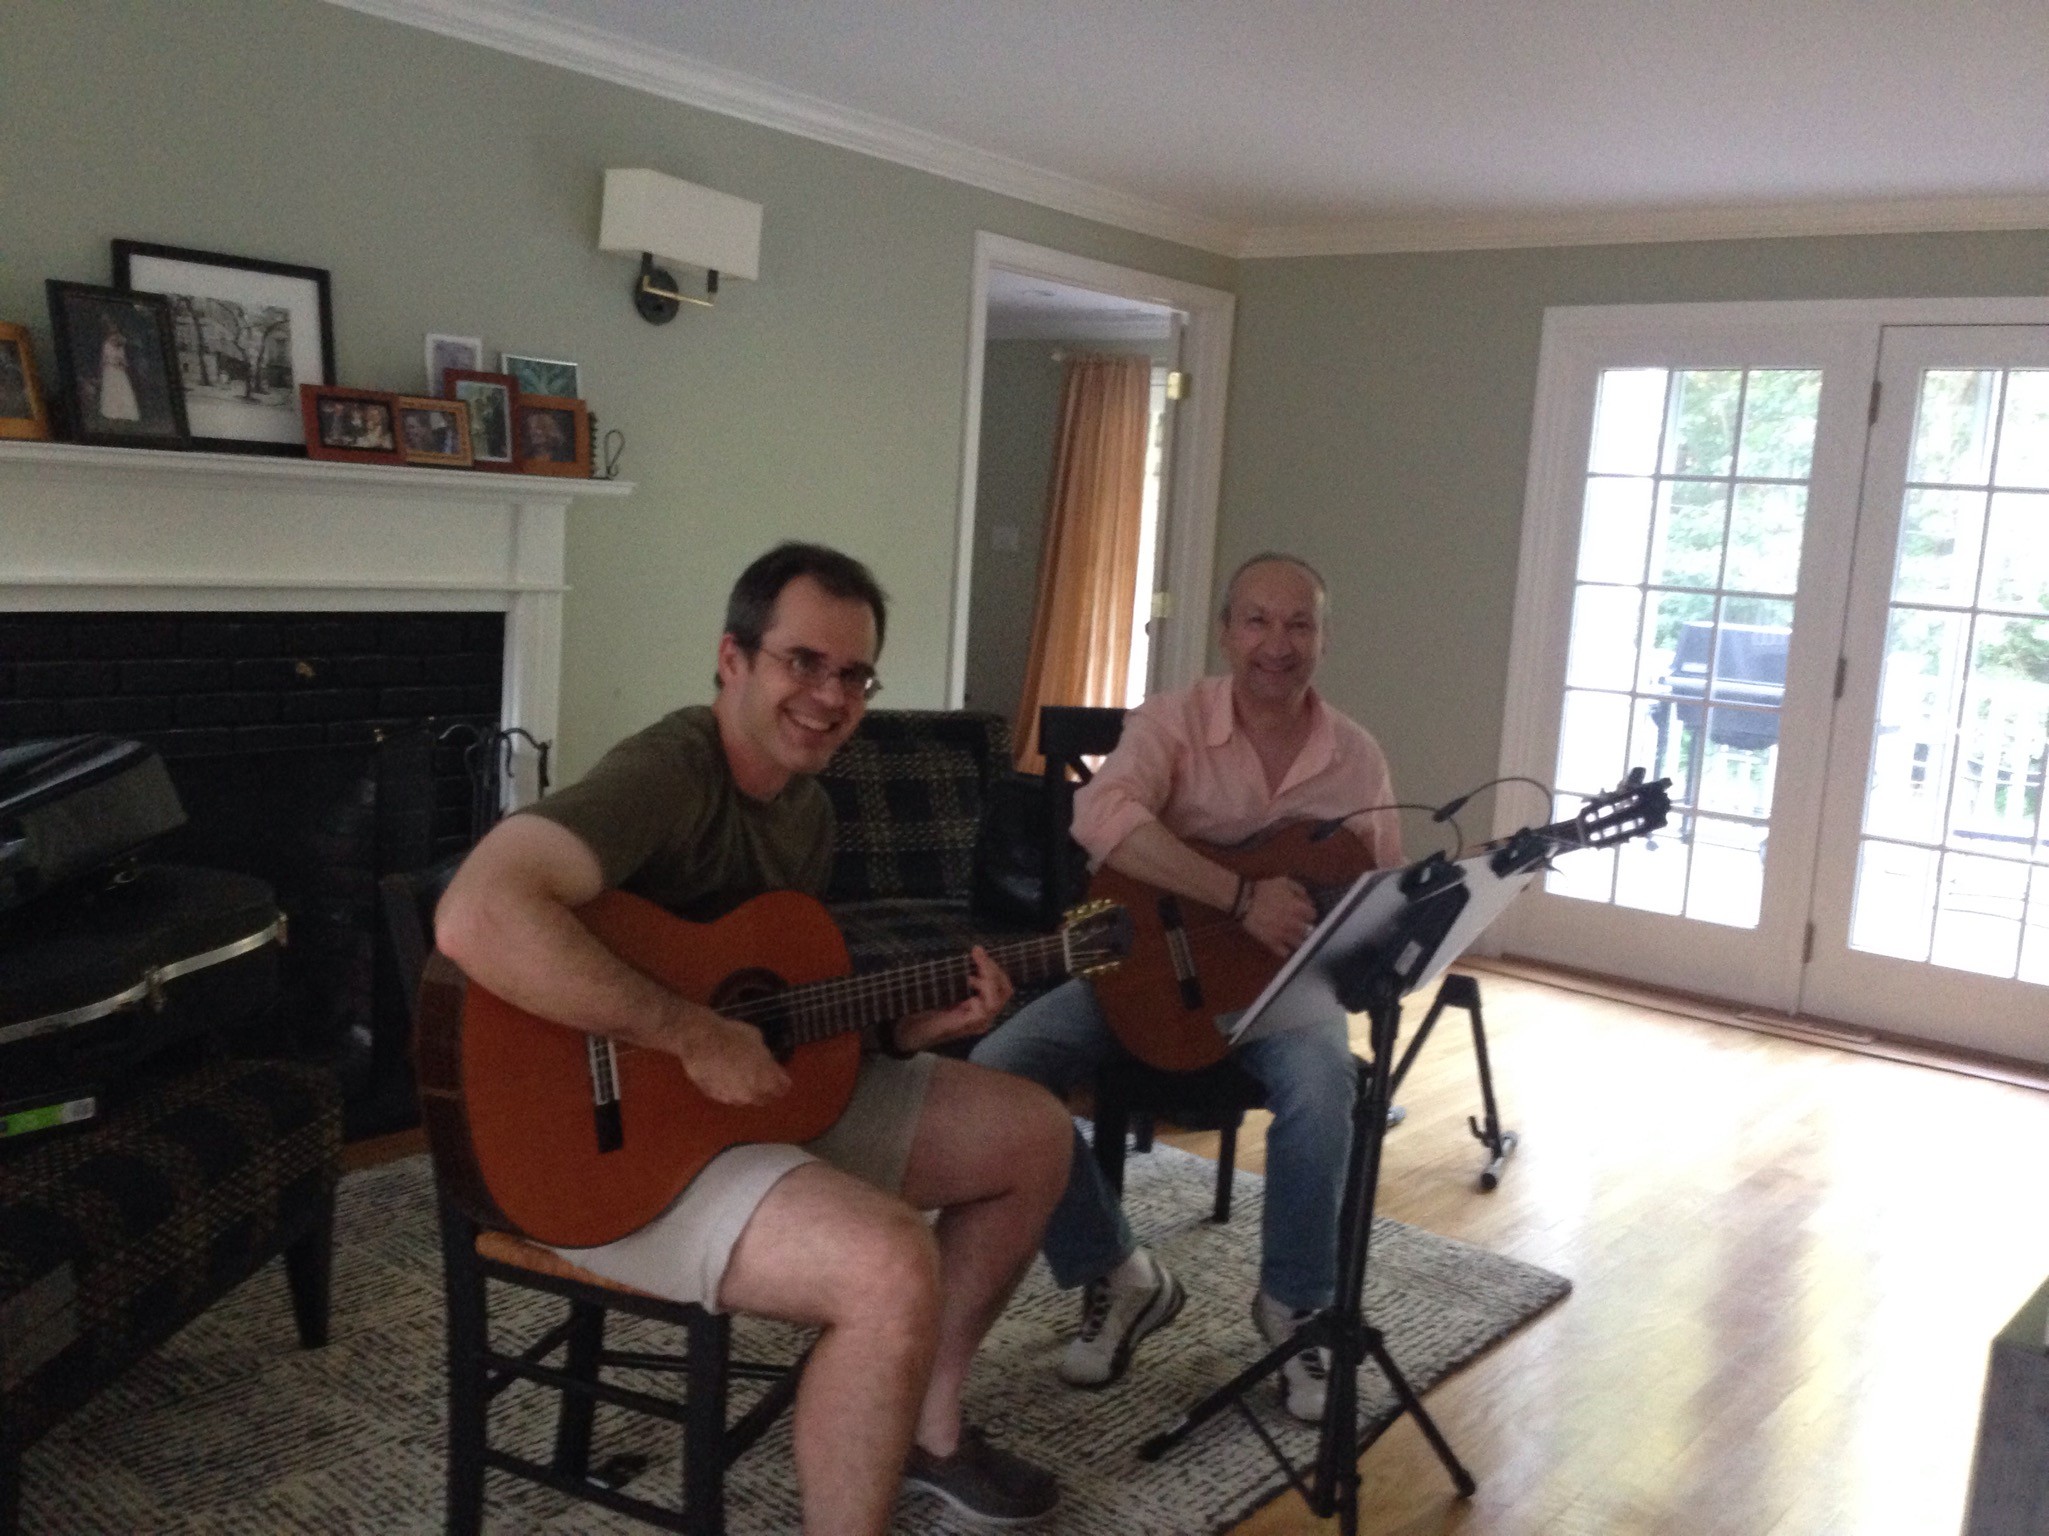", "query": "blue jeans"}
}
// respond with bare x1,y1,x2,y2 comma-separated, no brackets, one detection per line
970,978,1357,1312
